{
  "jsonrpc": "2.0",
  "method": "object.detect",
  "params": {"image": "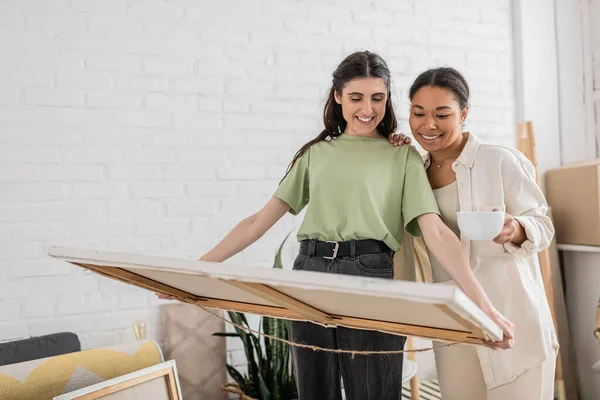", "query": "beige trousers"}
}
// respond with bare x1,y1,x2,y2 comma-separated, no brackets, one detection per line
434,343,556,400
